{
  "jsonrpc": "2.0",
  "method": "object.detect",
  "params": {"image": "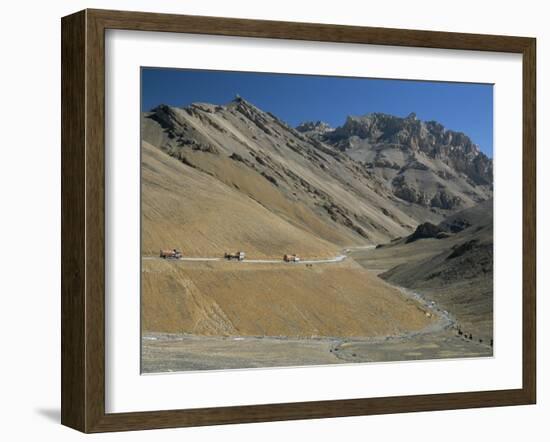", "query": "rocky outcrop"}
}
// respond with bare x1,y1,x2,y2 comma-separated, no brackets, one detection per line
405,222,449,243
327,112,493,186
430,190,462,210
391,175,427,205
298,111,493,214
296,121,334,137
